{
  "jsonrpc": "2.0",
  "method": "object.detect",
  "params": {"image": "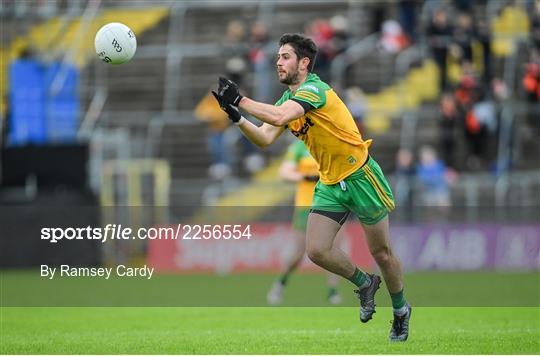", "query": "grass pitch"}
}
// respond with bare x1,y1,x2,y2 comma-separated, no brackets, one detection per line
1,307,539,354
2,271,538,307
1,271,539,353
